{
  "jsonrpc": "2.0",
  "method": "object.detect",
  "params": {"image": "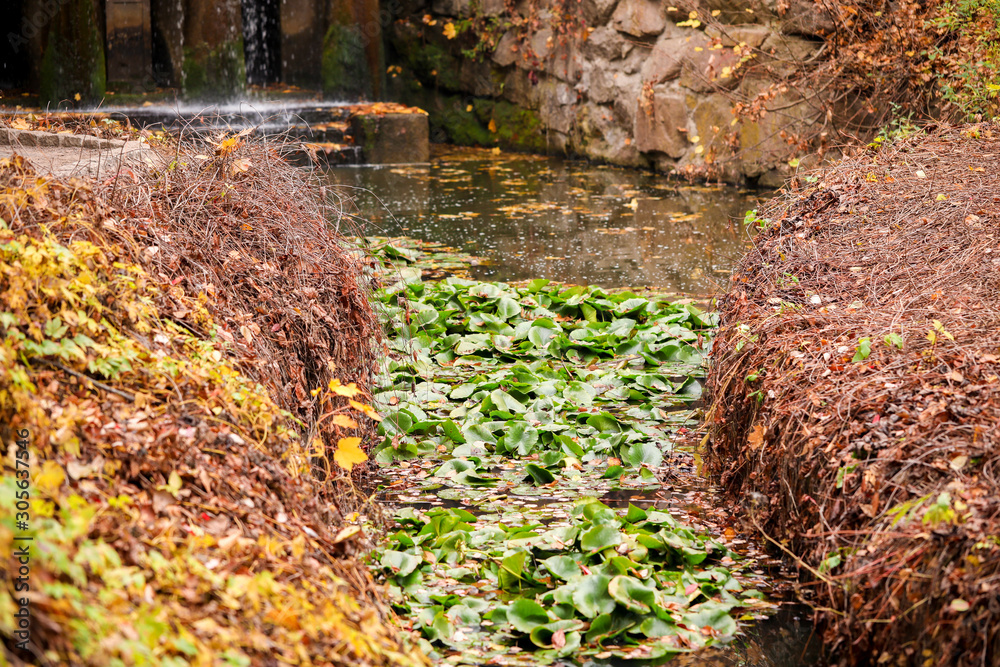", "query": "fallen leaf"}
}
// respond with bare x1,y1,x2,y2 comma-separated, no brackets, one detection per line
333,437,367,471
